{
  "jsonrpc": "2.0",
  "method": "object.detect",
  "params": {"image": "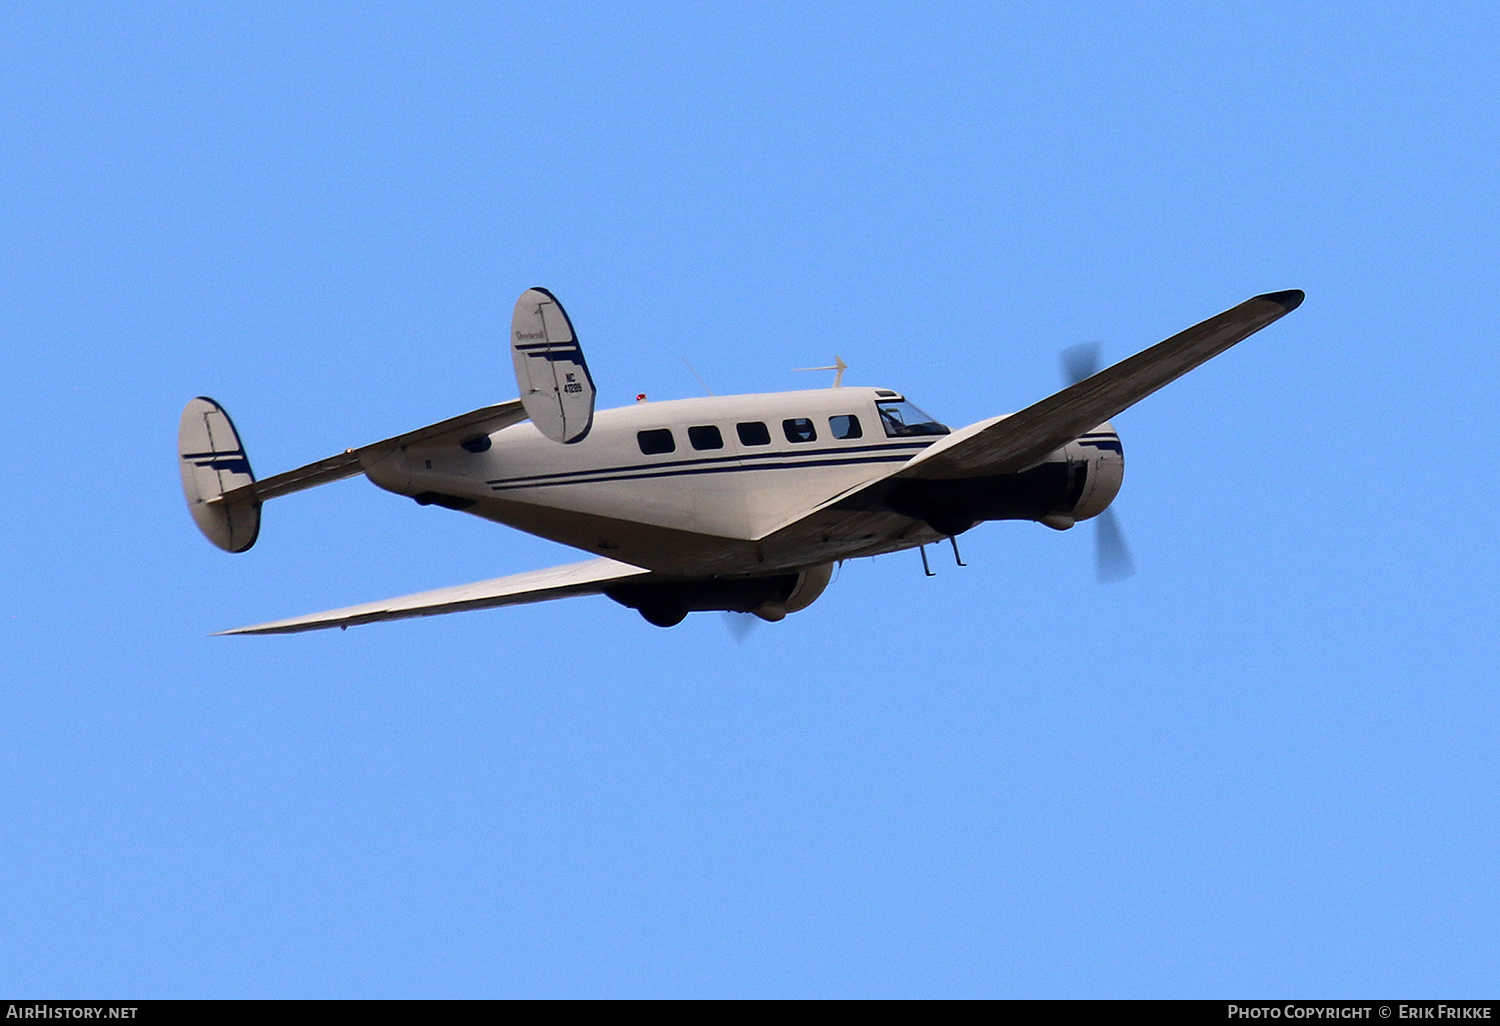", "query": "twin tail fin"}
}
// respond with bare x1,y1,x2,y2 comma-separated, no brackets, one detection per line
178,397,261,552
